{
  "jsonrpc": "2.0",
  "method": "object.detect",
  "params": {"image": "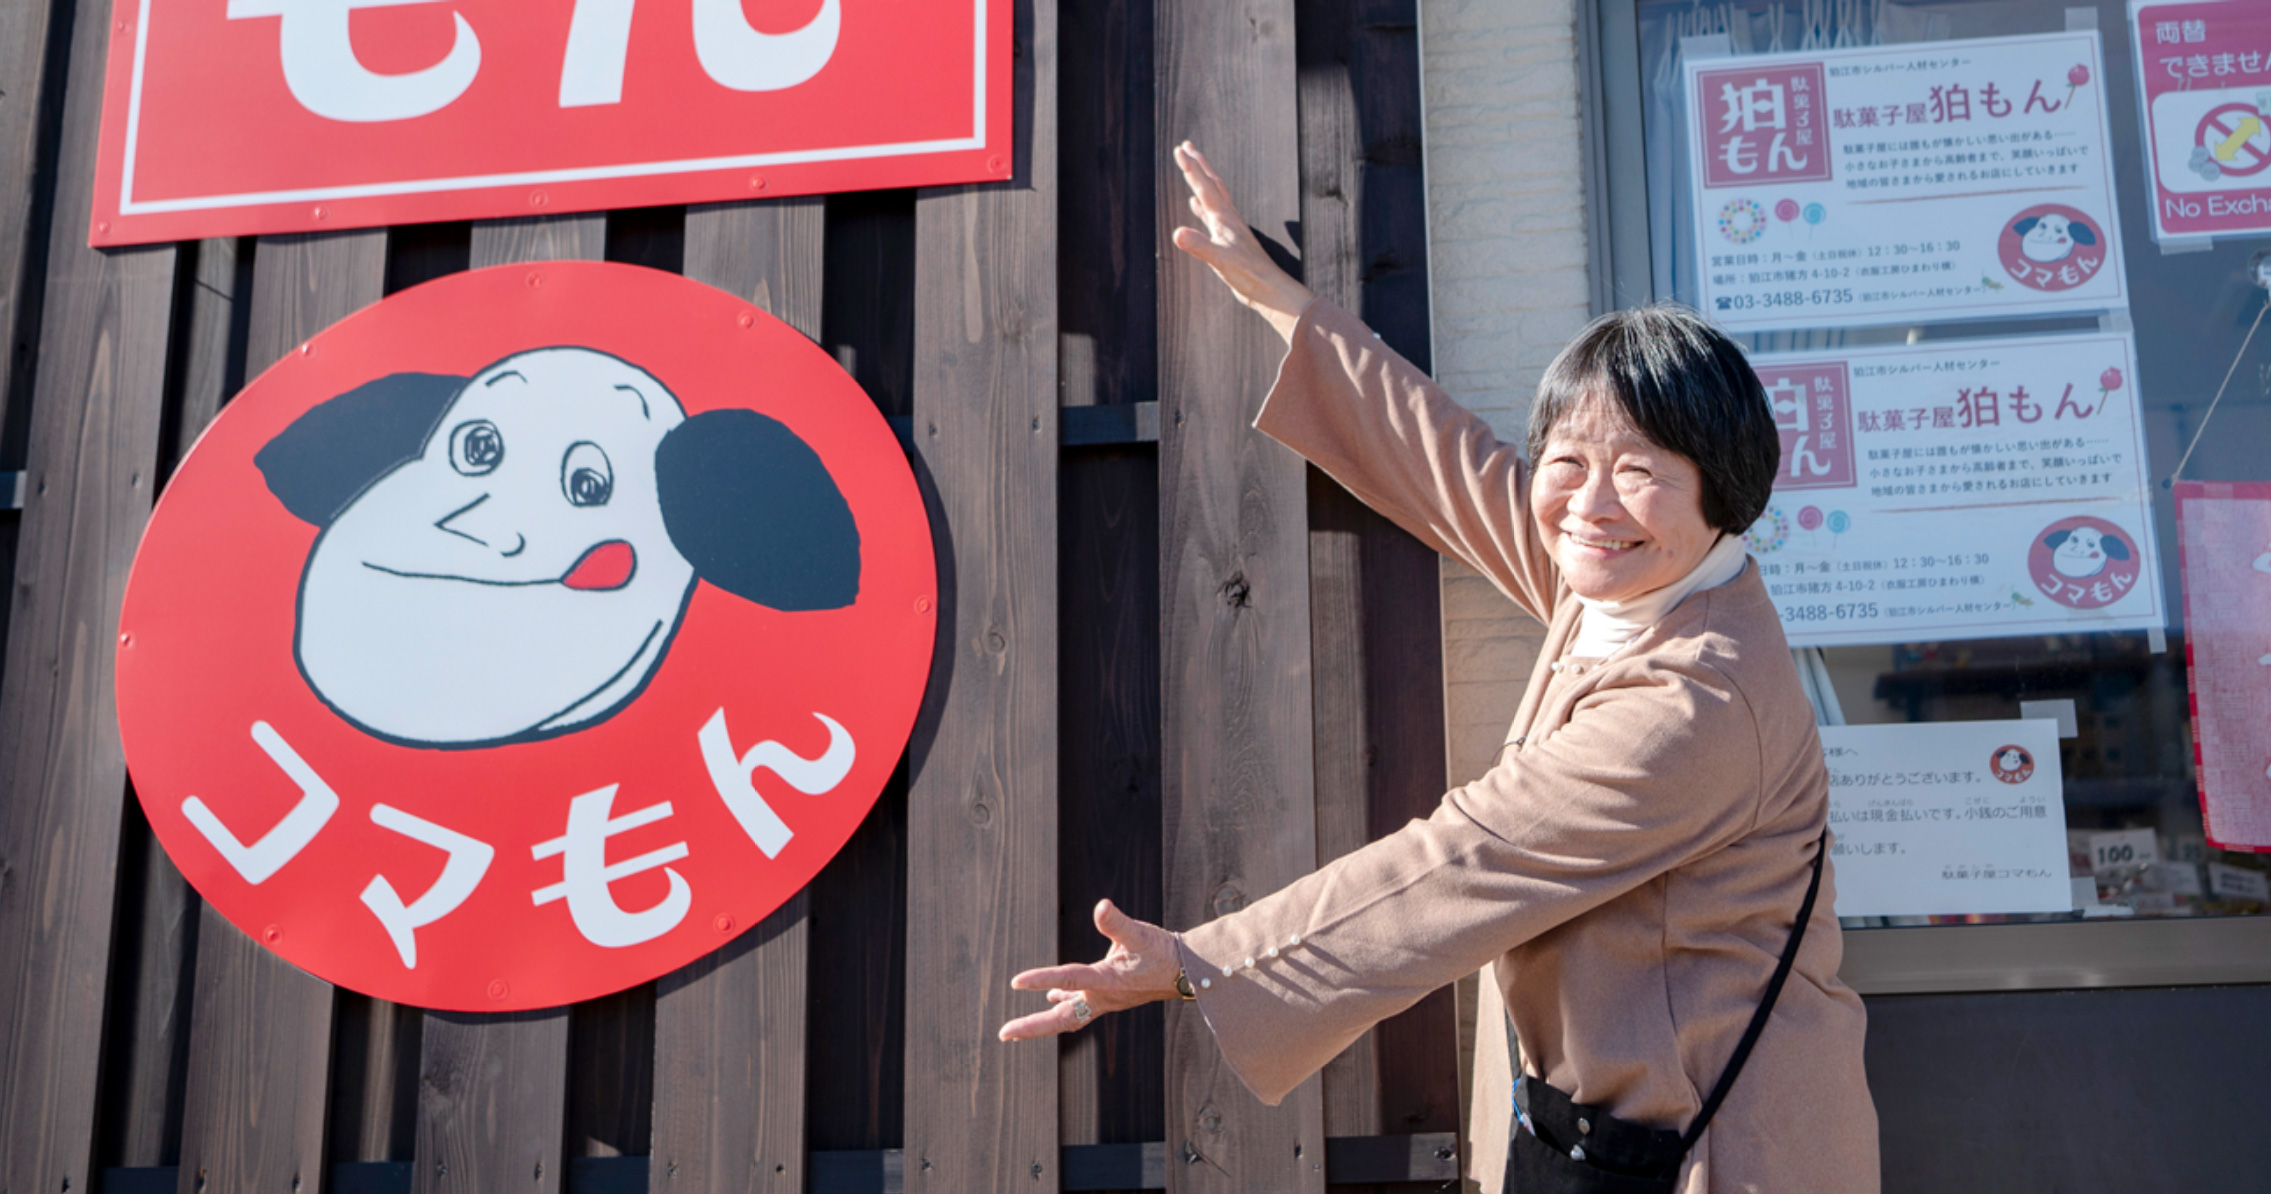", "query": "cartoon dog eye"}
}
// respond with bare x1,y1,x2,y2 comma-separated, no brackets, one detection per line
255,347,860,750
450,419,504,475
562,442,613,507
